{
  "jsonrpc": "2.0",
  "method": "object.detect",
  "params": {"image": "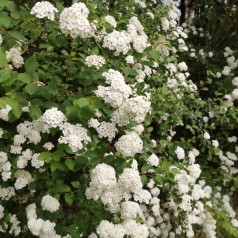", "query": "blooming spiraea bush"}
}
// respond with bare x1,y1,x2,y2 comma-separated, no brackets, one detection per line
0,0,238,237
